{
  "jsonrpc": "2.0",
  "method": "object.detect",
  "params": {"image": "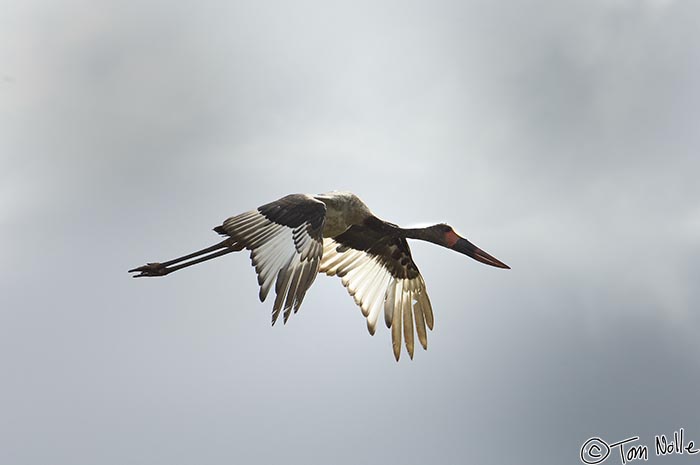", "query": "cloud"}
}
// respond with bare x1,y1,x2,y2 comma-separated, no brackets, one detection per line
2,1,699,464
